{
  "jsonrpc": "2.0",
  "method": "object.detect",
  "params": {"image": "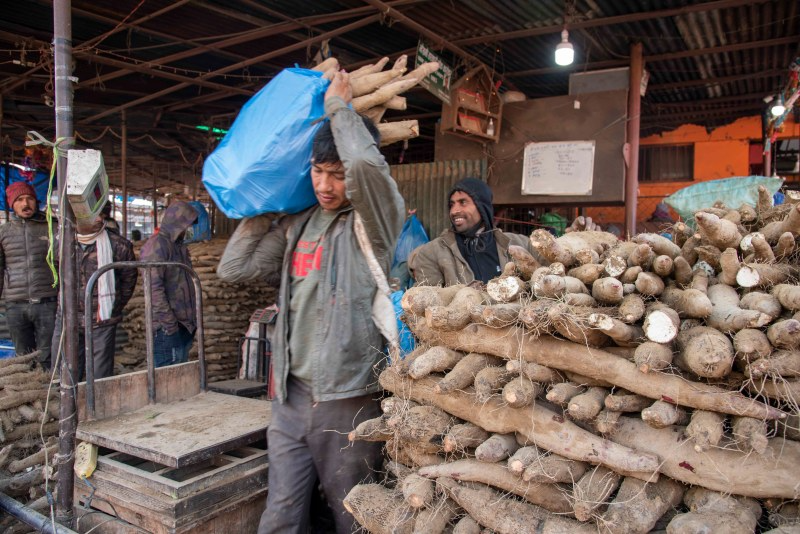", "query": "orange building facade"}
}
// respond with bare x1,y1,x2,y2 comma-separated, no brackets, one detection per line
585,113,799,226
